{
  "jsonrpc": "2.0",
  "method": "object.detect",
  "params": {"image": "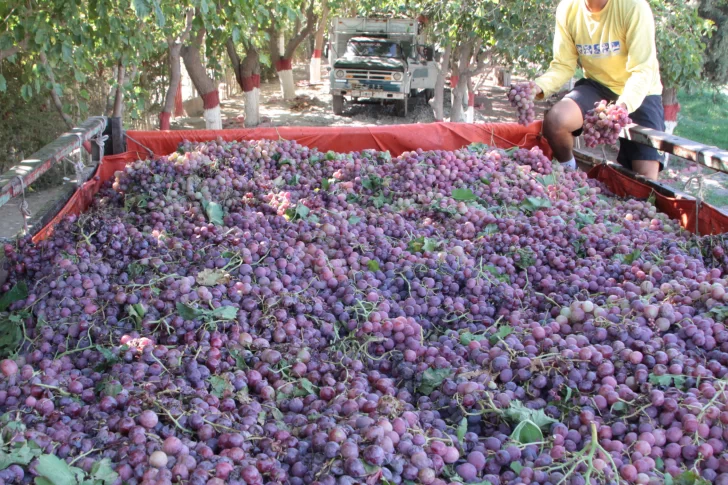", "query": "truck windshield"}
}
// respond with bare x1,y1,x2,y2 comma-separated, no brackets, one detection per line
347,41,402,58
